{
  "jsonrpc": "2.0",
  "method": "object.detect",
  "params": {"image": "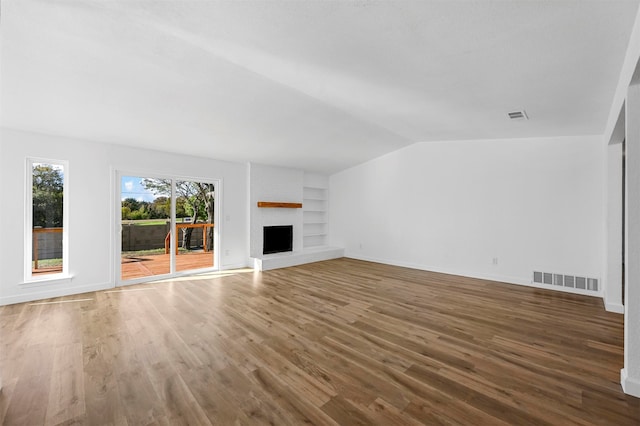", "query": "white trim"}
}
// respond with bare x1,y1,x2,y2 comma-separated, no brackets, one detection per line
215,178,223,273
20,274,74,288
25,157,69,283
621,368,640,397
221,262,252,270
170,179,177,274
605,301,625,314
345,252,604,299
0,281,112,306
252,246,343,271
603,6,640,144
